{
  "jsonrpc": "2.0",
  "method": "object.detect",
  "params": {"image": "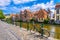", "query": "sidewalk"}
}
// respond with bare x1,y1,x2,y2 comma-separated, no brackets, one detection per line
15,26,59,40
0,20,59,40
